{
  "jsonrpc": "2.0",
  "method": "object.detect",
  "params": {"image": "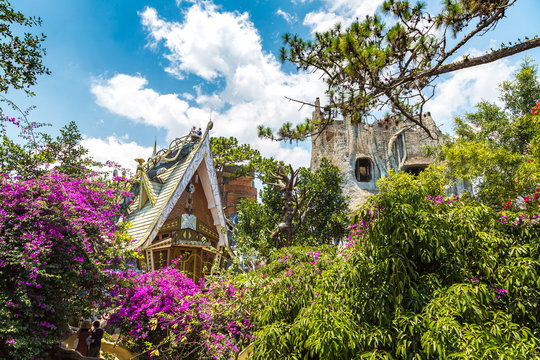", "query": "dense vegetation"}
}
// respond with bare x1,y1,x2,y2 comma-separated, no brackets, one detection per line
440,58,540,209
235,168,540,359
0,91,133,360
103,267,253,360
236,158,349,259
1,1,539,359
0,172,132,359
